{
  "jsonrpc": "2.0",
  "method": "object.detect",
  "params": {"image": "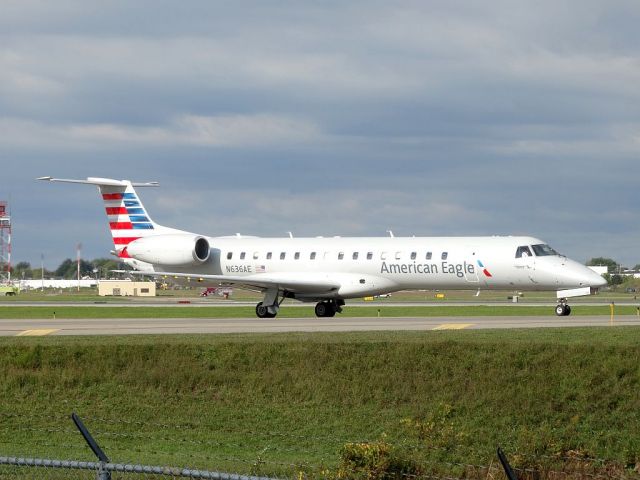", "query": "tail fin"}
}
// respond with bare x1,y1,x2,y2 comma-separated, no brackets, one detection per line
38,176,185,258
